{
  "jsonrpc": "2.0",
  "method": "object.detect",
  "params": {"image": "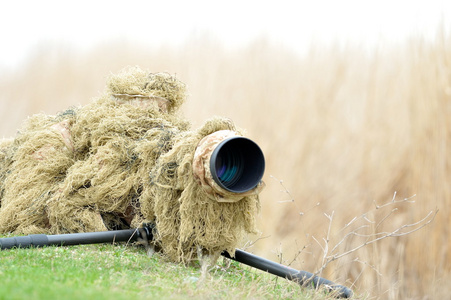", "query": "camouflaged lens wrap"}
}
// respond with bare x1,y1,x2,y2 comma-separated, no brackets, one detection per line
192,130,264,203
